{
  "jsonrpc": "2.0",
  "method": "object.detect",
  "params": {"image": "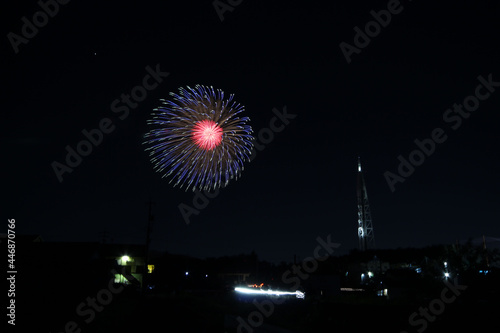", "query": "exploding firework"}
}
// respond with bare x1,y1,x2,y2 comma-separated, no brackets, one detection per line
144,85,254,191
